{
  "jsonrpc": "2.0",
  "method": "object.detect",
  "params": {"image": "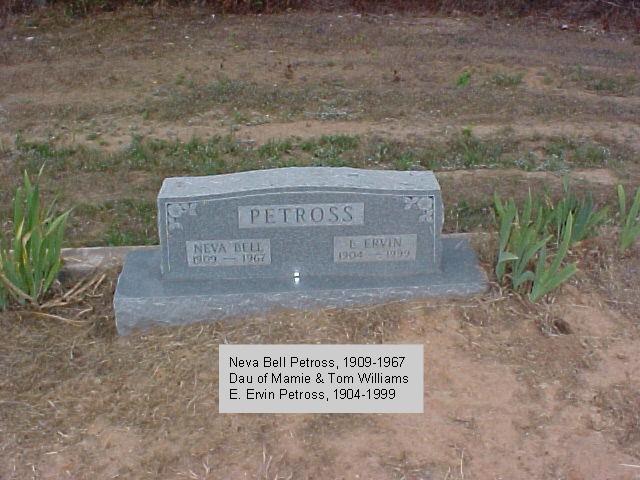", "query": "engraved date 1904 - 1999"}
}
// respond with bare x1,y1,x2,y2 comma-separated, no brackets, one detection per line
334,234,417,263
